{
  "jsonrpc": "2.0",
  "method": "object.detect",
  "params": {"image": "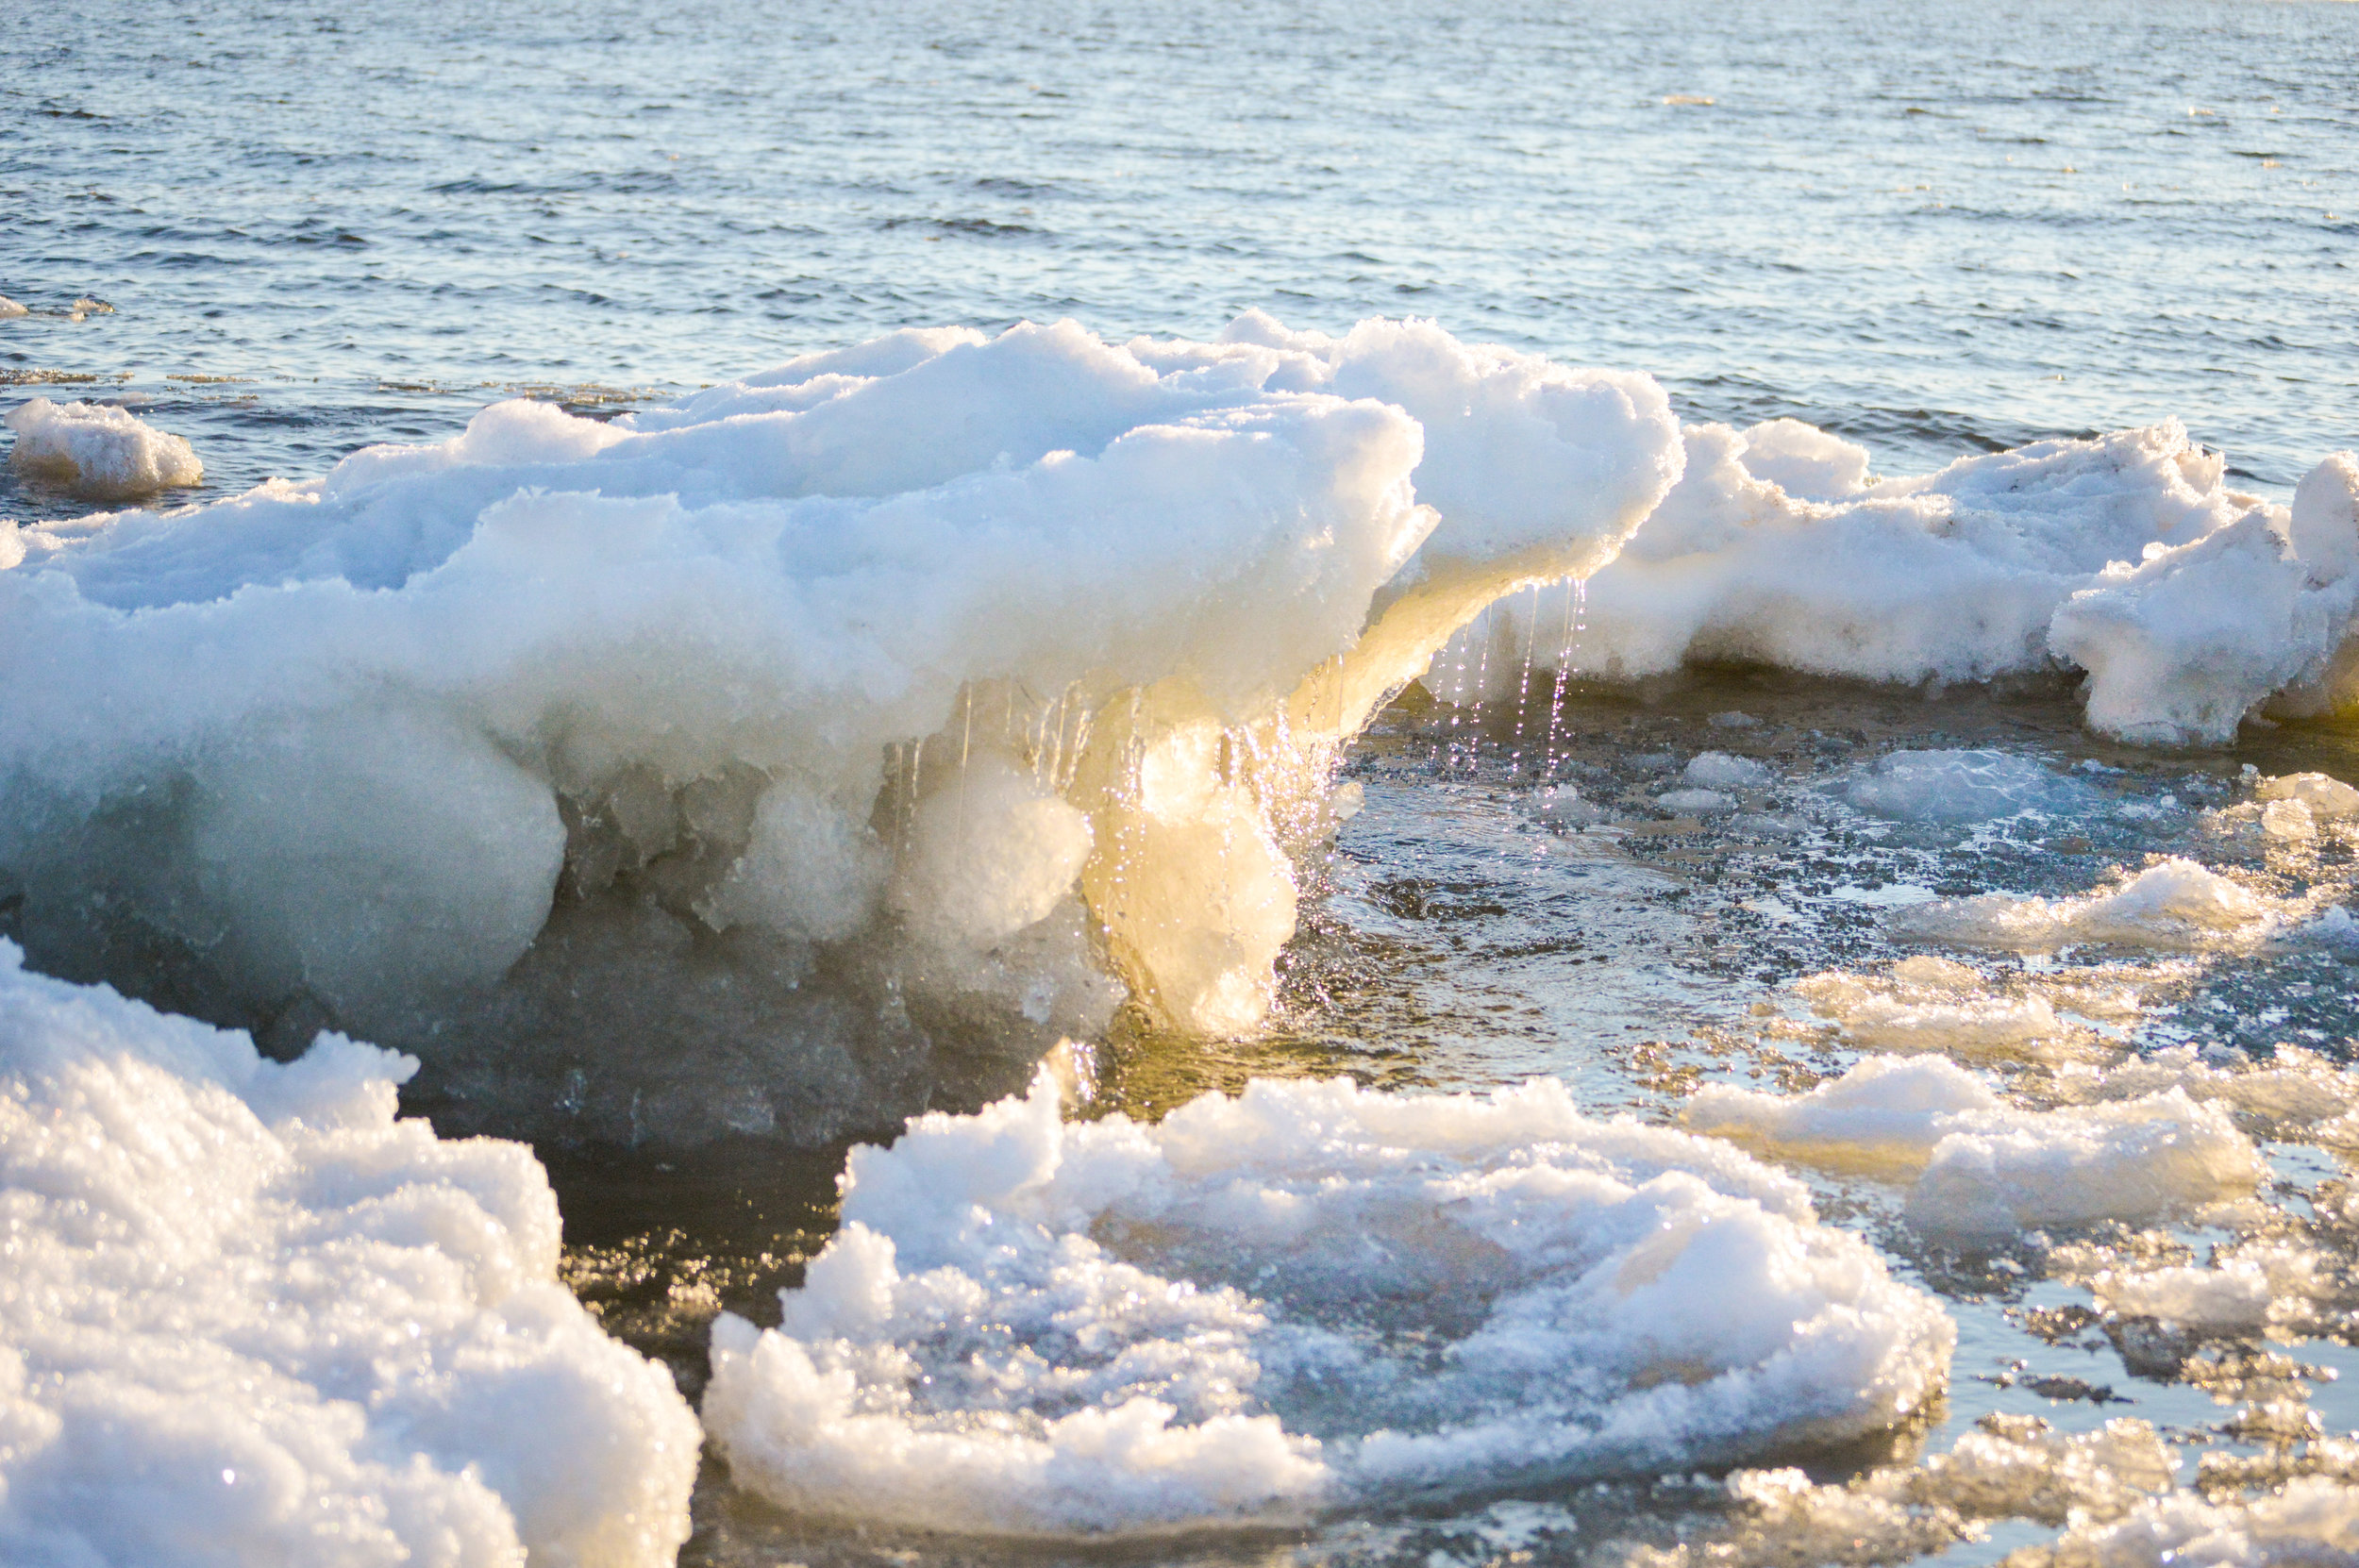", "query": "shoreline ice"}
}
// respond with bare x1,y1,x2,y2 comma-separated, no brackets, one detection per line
0,942,699,1566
